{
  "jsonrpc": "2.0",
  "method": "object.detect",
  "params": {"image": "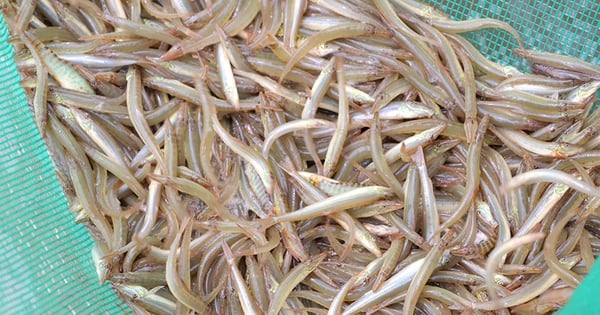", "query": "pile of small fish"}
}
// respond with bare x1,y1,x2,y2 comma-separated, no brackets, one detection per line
5,0,600,314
